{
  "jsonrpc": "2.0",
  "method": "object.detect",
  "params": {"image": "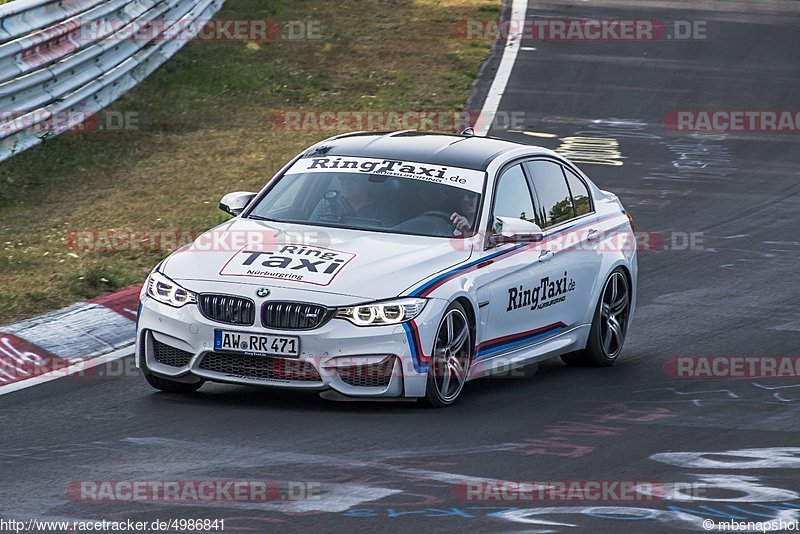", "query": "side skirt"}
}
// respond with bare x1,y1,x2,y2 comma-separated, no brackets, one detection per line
467,324,591,380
